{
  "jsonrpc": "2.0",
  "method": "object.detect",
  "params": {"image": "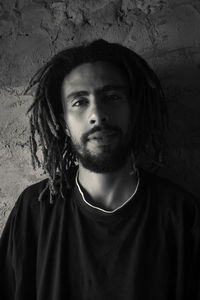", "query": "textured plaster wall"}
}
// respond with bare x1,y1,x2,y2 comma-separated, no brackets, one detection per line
0,0,200,234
